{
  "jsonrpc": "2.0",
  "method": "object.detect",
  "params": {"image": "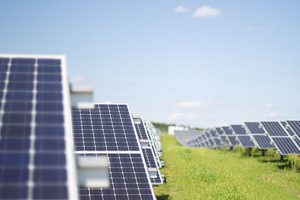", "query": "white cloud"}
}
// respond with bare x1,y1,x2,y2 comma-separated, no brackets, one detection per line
177,100,204,109
269,112,278,118
247,26,263,32
174,5,189,13
193,6,221,18
169,112,195,121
